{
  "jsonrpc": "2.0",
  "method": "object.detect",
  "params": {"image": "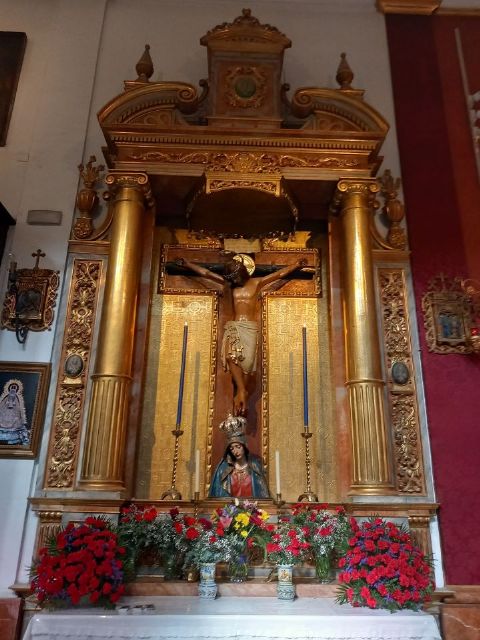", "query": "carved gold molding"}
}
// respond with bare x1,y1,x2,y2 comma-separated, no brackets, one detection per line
205,294,219,490
408,515,433,558
376,0,440,14
34,511,62,558
45,260,103,489
330,178,380,215
126,149,363,171
104,171,155,208
378,268,426,494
